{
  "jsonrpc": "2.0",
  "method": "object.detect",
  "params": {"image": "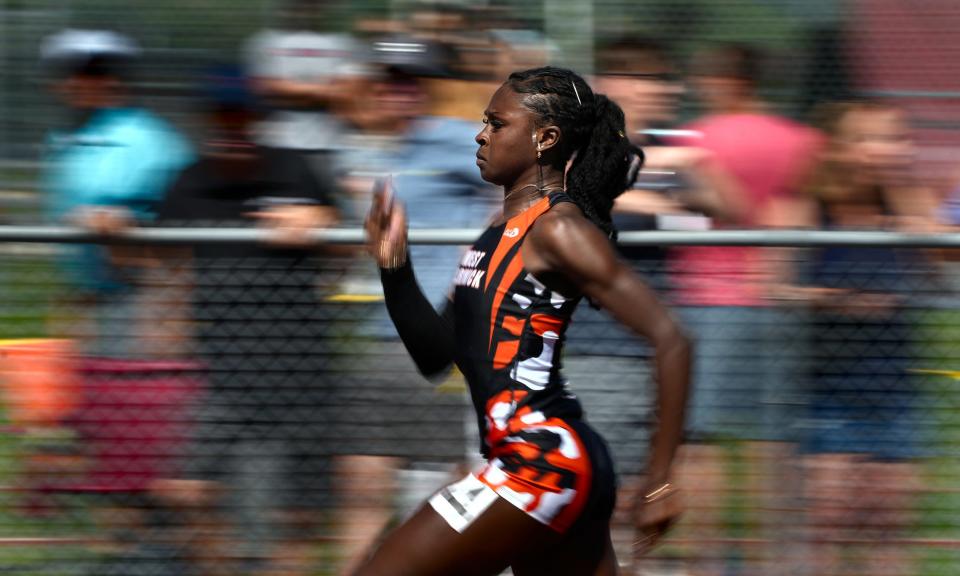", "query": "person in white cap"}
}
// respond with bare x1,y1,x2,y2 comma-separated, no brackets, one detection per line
40,29,193,358
244,0,363,161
